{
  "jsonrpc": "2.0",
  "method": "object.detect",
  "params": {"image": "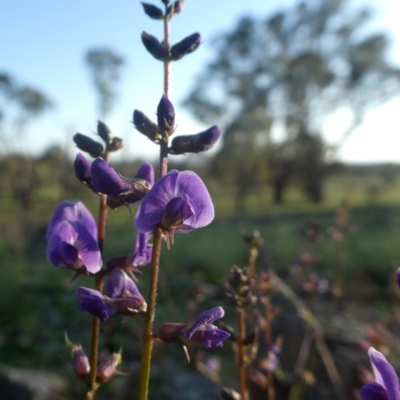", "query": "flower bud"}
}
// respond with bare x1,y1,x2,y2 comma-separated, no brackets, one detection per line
397,268,400,289
141,31,169,61
166,0,185,18
108,137,123,152
65,333,90,379
171,33,201,61
133,110,162,143
141,2,164,19
157,94,175,137
168,125,220,154
97,120,112,142
96,350,122,384
158,323,186,343
73,133,104,158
